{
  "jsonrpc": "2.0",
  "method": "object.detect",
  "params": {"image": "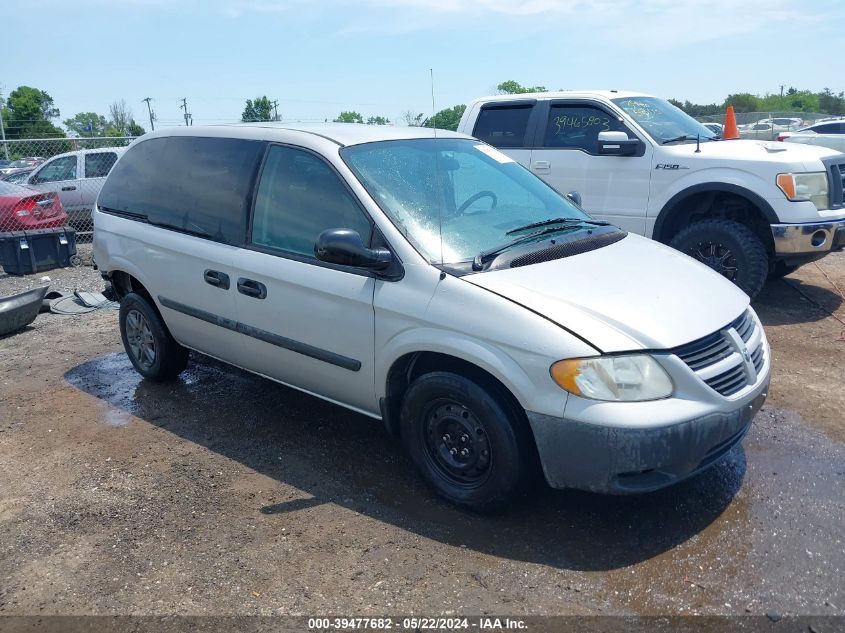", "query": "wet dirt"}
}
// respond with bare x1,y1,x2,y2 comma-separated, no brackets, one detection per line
0,254,843,616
